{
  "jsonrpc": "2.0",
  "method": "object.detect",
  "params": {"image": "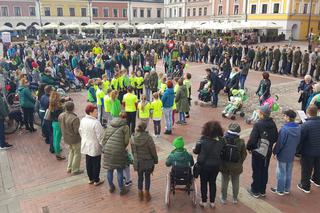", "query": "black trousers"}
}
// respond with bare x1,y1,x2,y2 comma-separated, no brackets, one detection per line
153,120,161,135
86,155,101,183
251,153,270,194
300,155,320,190
138,170,151,191
200,166,219,203
22,107,34,129
310,64,316,78
126,111,136,135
